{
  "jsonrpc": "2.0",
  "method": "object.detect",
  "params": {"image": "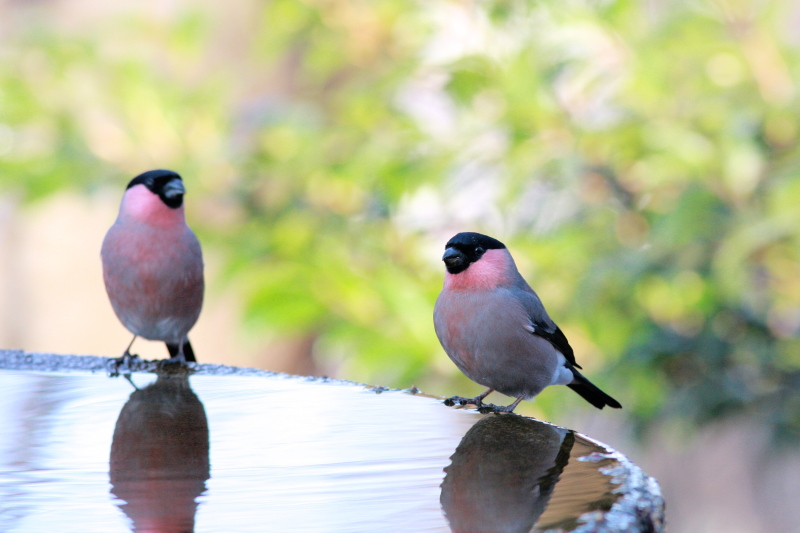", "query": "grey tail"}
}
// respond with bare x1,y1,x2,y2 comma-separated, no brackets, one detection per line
567,367,621,409
166,340,196,363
